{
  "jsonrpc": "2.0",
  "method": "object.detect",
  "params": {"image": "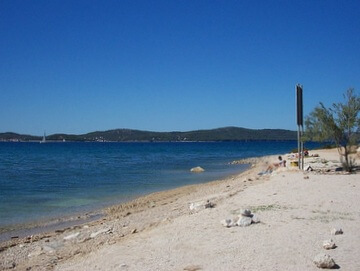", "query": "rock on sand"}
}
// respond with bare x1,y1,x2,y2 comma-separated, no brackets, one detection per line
313,253,336,269
322,239,336,250
190,166,205,173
